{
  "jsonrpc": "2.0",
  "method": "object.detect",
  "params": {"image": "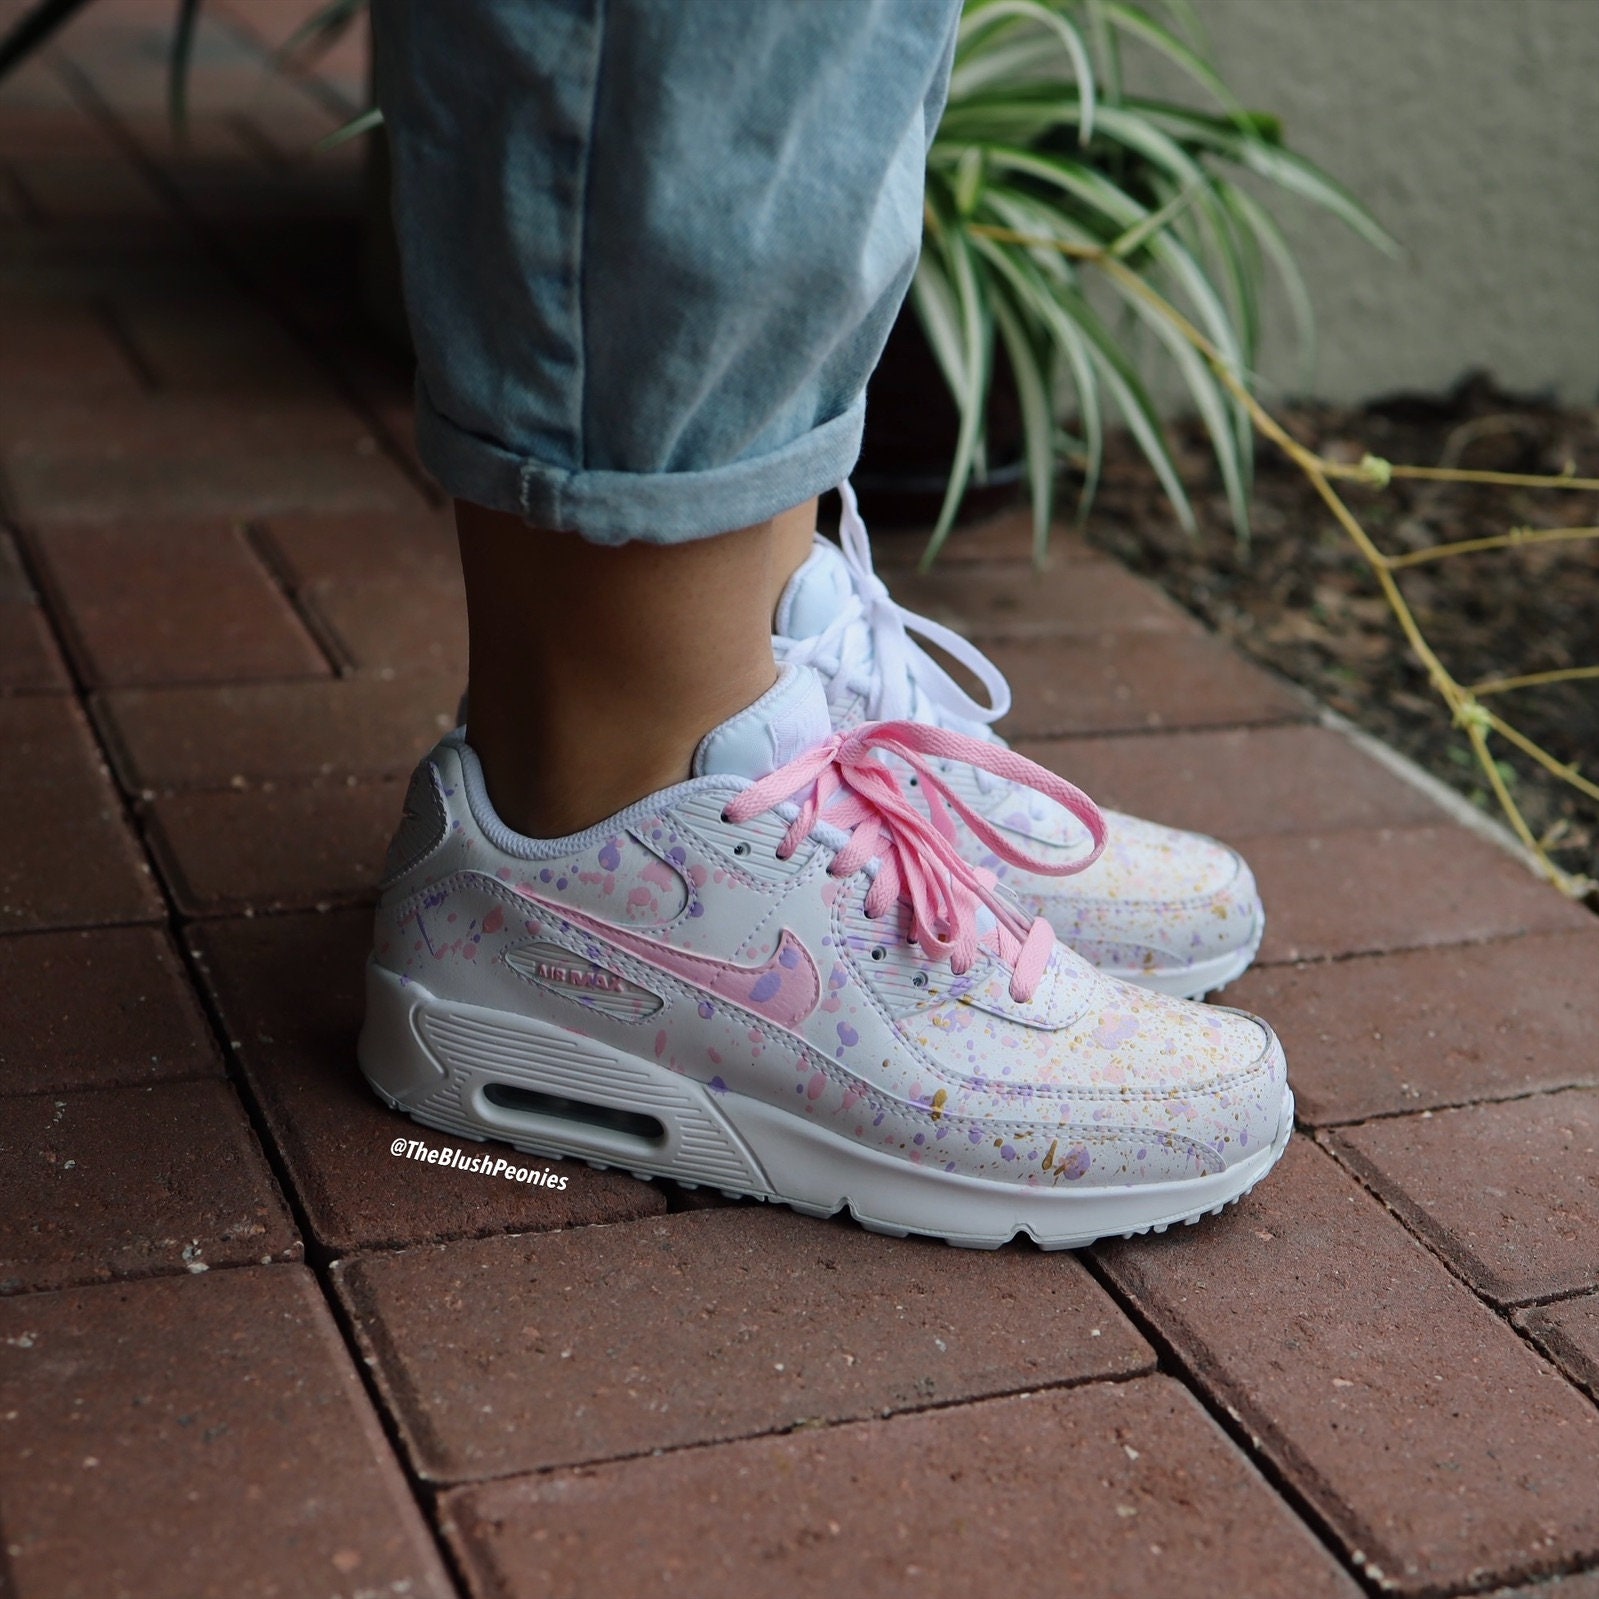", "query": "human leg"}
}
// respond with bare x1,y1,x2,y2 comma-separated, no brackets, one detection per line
374,0,951,828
